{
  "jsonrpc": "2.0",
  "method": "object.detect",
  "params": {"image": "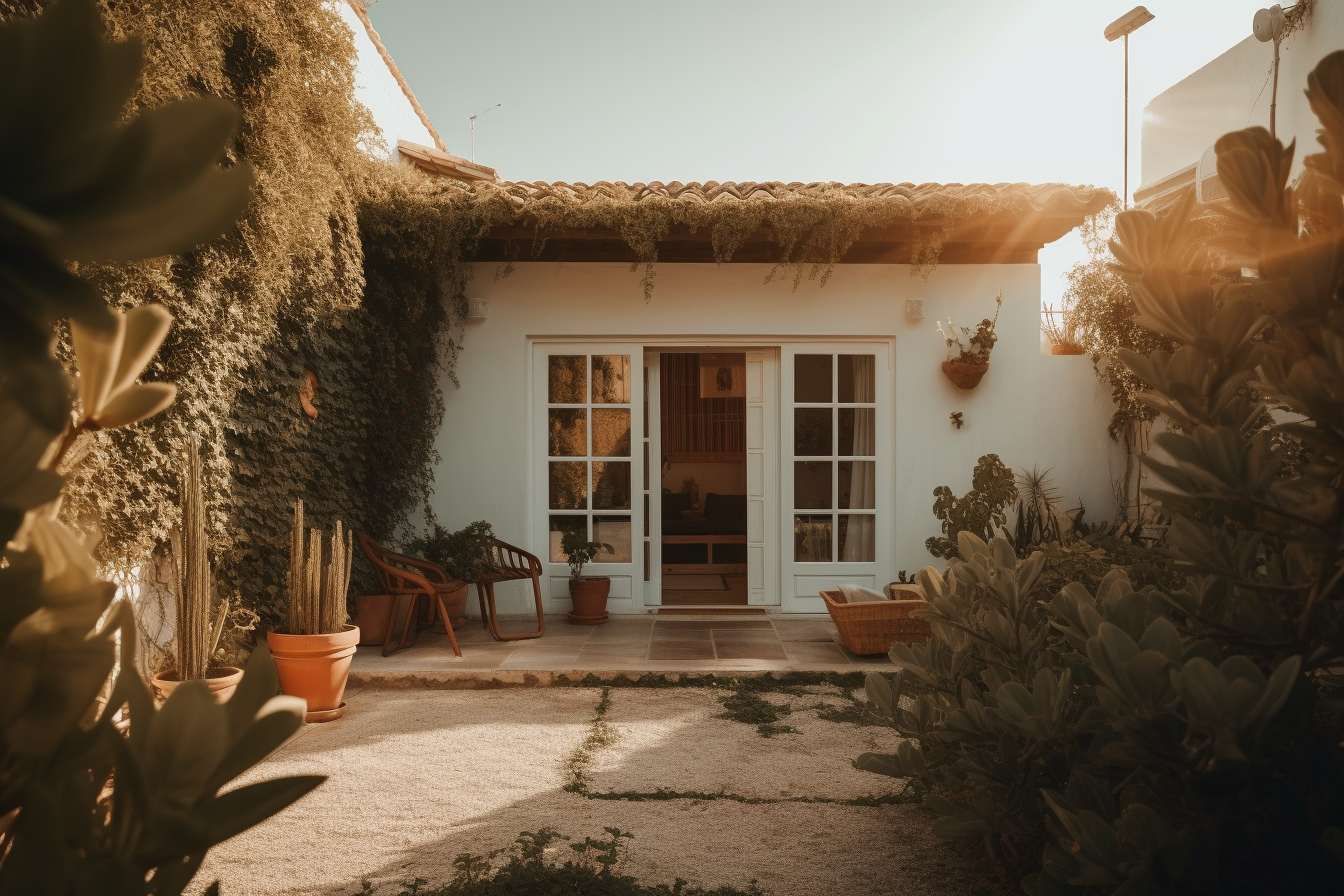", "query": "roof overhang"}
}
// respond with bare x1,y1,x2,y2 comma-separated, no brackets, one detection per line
468,181,1111,265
